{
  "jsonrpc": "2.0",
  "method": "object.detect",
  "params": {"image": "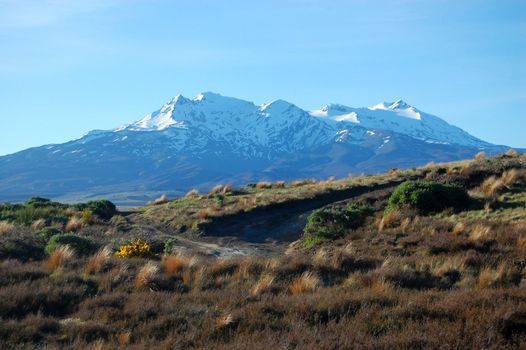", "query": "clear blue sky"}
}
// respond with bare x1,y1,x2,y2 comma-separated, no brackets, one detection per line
0,0,525,155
